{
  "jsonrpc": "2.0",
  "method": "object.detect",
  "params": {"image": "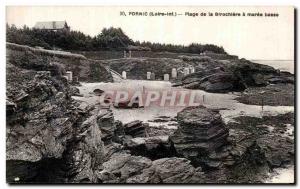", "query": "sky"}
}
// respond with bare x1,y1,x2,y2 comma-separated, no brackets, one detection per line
6,6,294,60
